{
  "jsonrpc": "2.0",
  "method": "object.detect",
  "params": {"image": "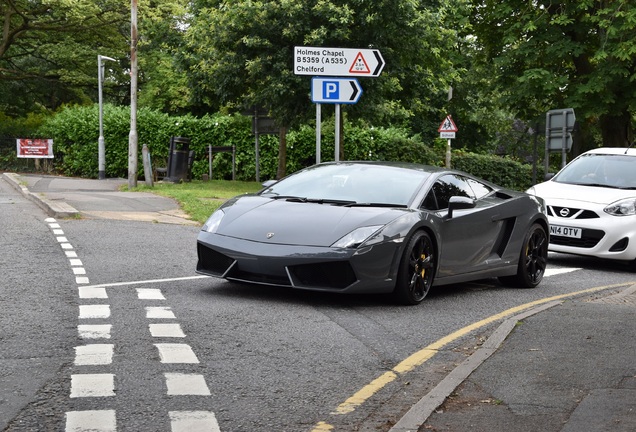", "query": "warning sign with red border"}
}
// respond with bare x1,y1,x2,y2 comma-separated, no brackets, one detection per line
16,138,54,159
438,115,458,133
